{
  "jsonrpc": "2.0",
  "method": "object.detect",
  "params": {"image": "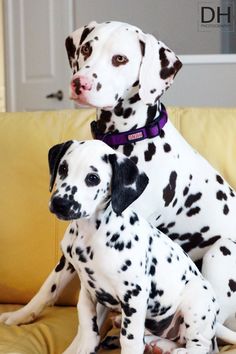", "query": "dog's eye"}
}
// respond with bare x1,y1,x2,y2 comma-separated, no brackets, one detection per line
85,173,101,187
112,55,129,67
58,161,68,179
81,43,92,58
